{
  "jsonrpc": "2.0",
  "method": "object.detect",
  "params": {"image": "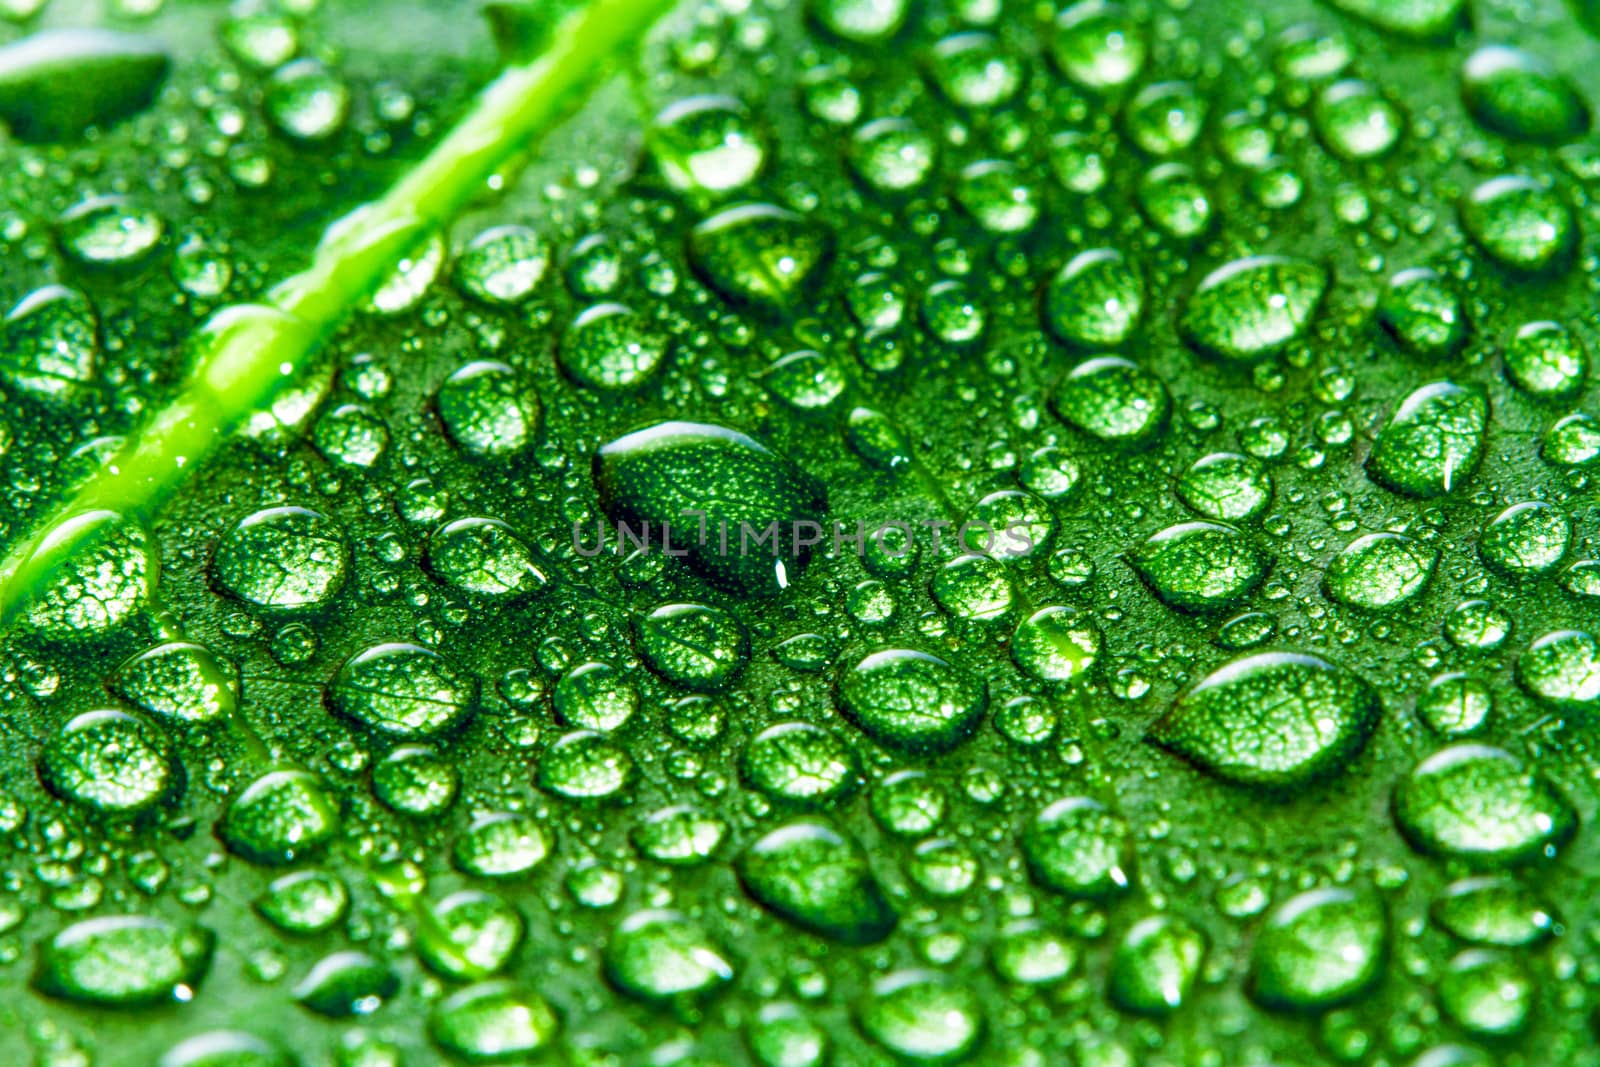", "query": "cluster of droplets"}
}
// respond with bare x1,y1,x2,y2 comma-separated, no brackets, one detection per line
4,0,1600,1063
